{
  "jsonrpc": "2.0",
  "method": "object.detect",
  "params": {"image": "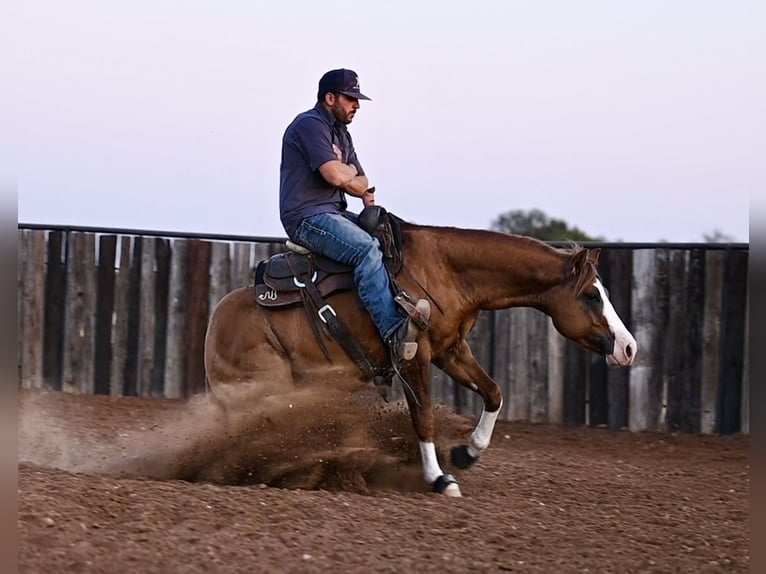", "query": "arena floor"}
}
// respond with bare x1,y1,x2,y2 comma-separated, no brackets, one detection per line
18,387,748,573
